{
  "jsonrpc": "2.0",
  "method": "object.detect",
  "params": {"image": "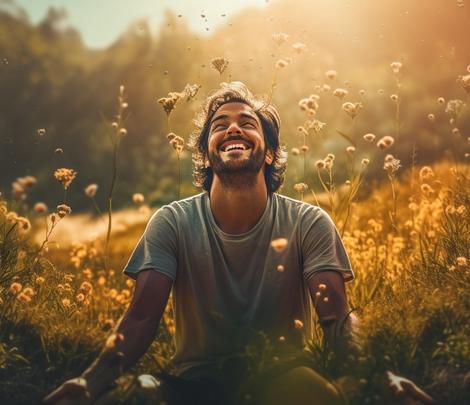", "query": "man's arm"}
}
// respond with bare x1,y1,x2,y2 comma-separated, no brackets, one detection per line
307,270,357,358
44,269,173,403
